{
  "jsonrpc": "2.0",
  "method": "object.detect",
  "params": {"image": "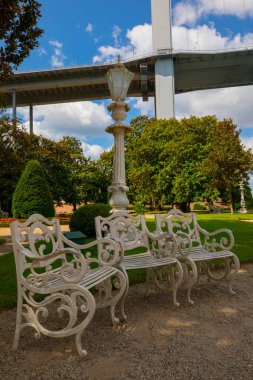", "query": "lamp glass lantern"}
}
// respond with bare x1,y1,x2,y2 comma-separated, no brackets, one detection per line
105,63,134,101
